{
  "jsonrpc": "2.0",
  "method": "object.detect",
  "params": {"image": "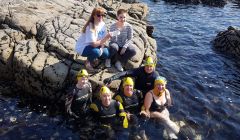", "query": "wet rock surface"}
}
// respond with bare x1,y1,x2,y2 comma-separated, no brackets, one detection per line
213,26,240,57
0,0,157,99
